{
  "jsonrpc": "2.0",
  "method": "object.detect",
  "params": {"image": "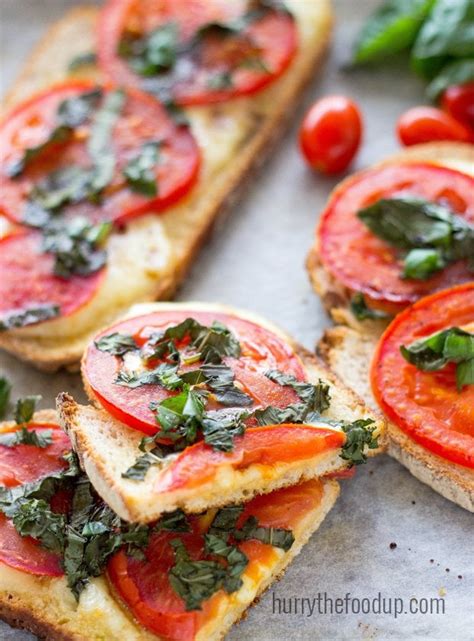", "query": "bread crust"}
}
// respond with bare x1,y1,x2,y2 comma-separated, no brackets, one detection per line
306,141,474,322
0,3,333,371
317,324,474,512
